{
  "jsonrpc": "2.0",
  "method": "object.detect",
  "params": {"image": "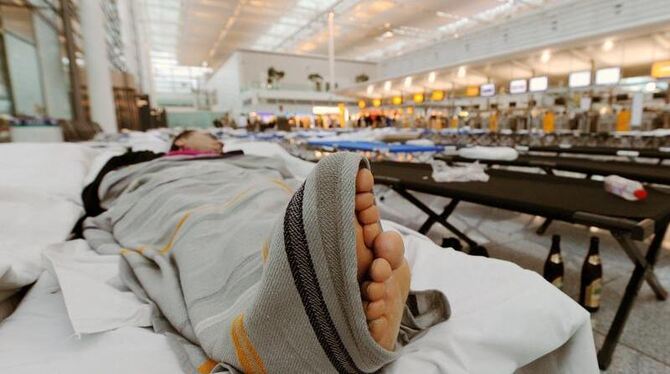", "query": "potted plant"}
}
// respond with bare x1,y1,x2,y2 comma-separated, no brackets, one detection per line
308,73,324,91
266,67,285,88
355,74,369,83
